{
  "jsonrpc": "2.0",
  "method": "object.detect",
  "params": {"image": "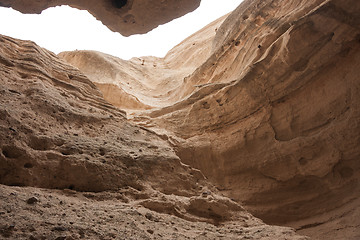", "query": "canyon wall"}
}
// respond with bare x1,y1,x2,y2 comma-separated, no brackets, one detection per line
60,0,360,239
0,34,309,239
1,0,360,239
